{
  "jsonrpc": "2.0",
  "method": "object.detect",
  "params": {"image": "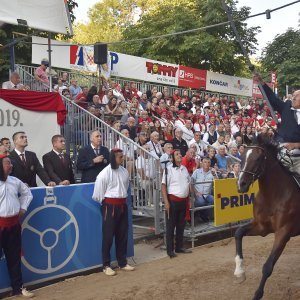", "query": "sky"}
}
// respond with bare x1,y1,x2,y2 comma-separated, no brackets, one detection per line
74,0,300,57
